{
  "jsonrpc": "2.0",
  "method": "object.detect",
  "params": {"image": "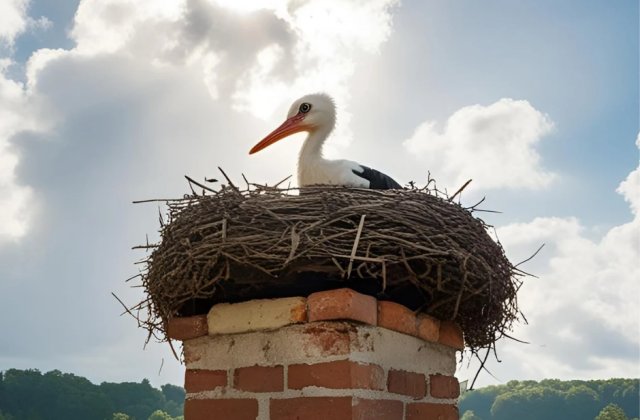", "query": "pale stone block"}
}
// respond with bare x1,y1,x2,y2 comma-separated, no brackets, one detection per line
186,321,456,377
207,296,307,335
